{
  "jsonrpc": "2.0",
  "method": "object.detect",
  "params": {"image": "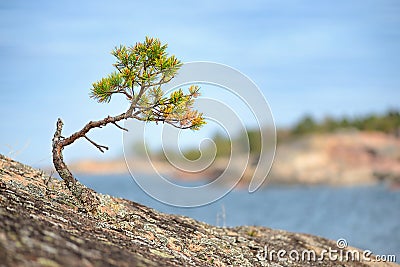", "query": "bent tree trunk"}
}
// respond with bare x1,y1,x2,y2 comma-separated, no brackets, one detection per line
52,114,126,212
52,119,100,212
